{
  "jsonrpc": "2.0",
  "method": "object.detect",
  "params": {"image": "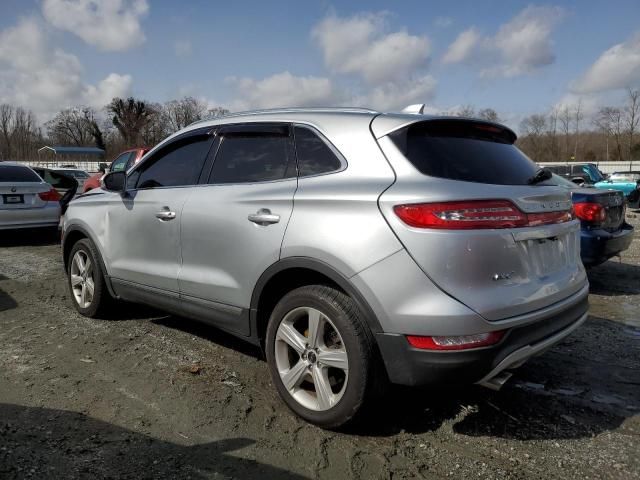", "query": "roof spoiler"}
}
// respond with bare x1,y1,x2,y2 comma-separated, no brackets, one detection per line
401,104,425,115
